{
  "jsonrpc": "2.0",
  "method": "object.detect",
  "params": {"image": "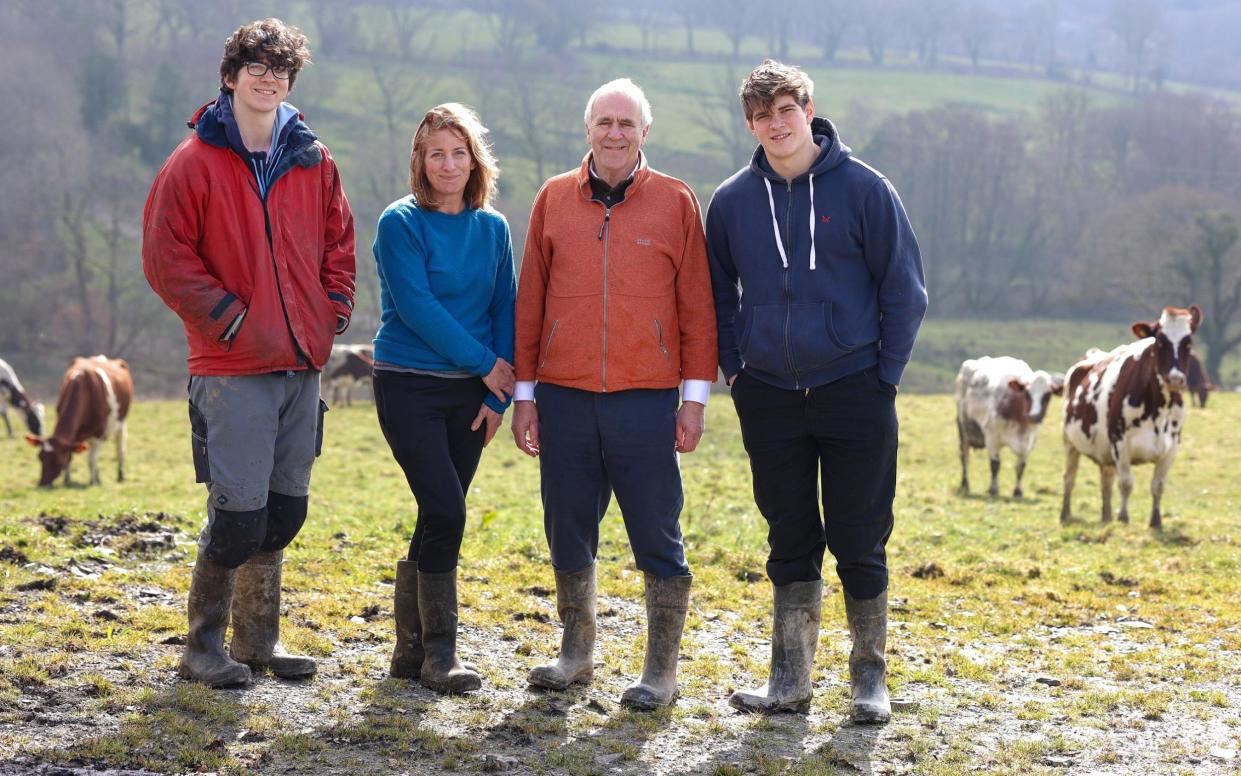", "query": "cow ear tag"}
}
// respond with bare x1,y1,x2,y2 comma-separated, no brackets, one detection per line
24,434,42,447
